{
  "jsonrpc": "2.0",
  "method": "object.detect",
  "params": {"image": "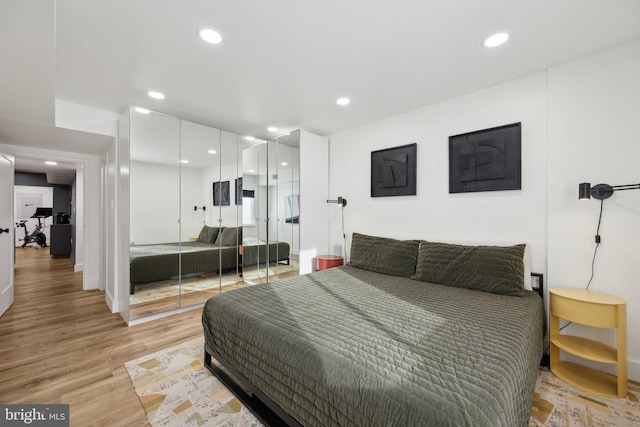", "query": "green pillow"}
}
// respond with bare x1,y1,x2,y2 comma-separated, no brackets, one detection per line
349,233,420,278
411,241,525,296
215,227,241,247
197,226,219,244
